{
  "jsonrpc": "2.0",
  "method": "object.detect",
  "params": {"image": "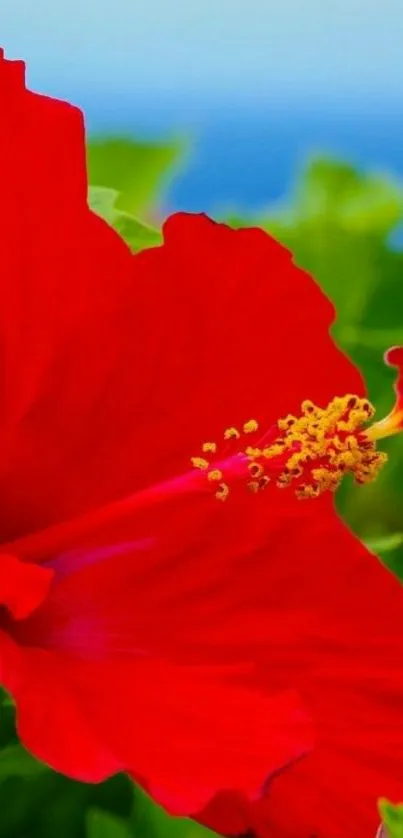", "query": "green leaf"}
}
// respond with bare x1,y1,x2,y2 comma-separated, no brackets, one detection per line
379,799,403,837
88,186,162,252
0,745,48,779
293,157,403,235
87,809,132,838
87,185,121,220
0,687,14,708
130,786,218,837
86,137,184,215
365,533,403,553
230,157,403,327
